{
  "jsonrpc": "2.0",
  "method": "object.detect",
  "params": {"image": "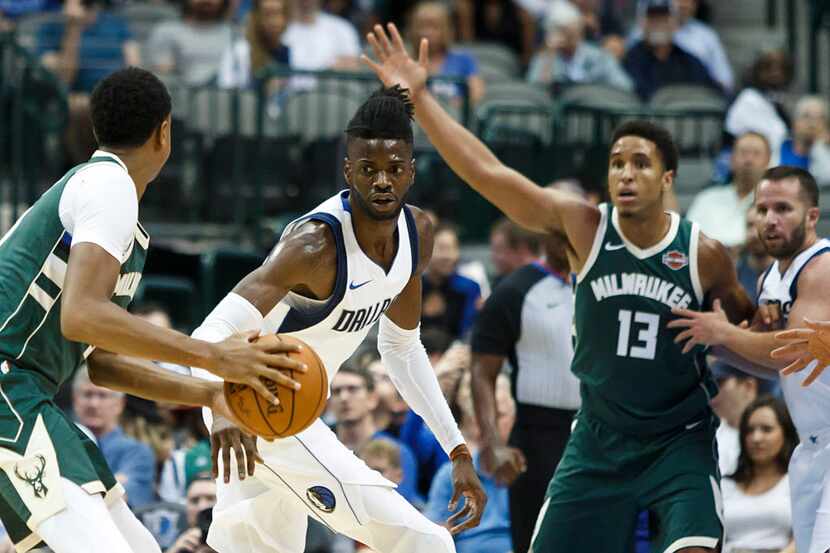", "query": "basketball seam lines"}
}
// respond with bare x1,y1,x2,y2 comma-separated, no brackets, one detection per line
257,462,335,532
253,384,280,439
284,368,296,435
293,435,360,523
